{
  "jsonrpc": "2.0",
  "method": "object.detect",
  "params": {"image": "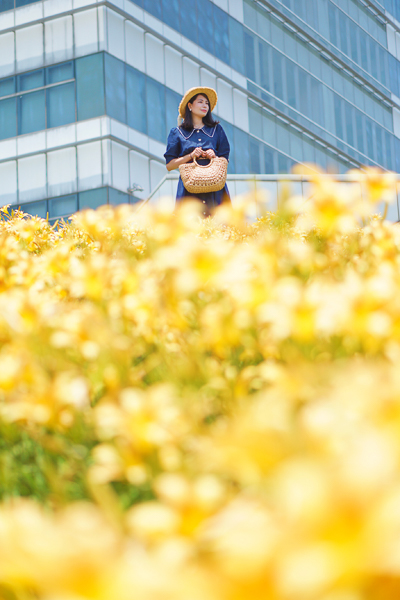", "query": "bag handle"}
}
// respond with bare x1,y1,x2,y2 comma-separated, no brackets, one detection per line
193,156,214,168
